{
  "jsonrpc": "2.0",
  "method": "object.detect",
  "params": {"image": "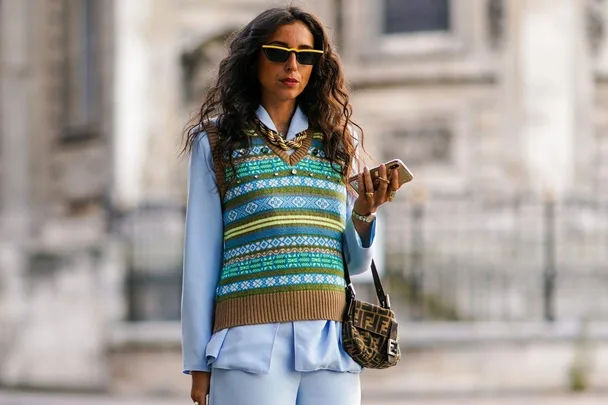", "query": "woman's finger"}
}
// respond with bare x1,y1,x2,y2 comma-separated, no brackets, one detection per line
363,166,375,202
387,168,399,202
391,168,400,190
376,164,389,202
357,171,365,195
